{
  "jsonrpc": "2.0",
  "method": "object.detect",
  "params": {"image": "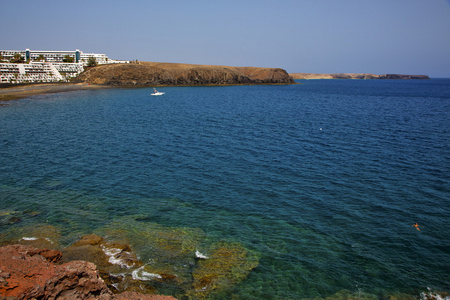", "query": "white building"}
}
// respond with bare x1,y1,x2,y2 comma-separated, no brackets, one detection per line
0,49,129,66
0,48,129,83
79,52,108,65
0,62,84,83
